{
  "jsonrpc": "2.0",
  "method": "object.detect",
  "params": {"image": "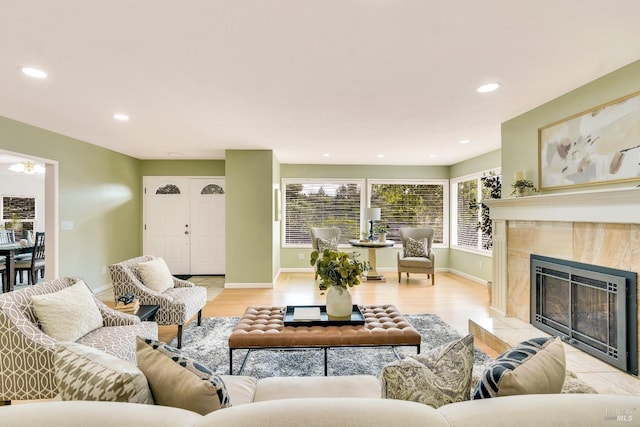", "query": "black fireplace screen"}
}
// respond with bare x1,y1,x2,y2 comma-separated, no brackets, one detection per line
530,255,637,375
